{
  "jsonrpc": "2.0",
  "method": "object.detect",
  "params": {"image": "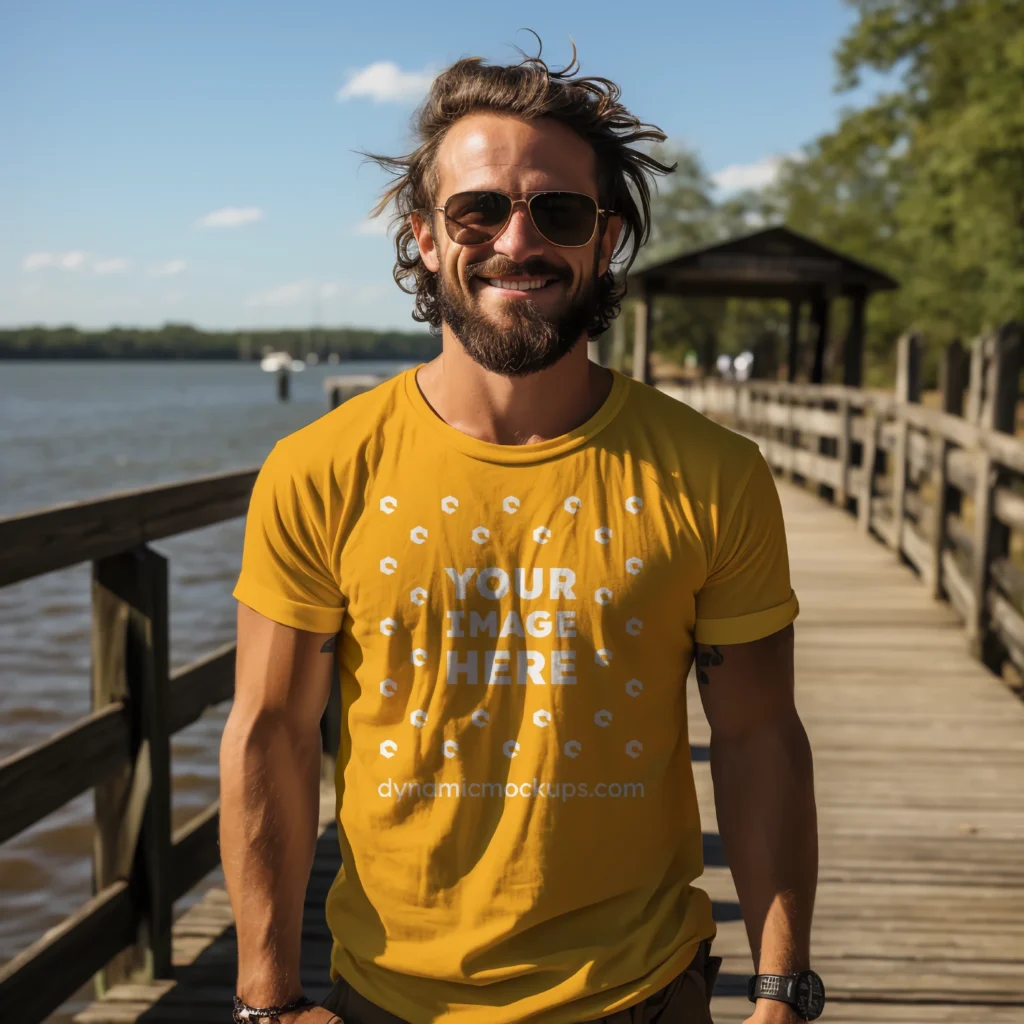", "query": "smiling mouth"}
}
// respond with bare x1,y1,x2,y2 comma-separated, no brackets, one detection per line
480,277,560,292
